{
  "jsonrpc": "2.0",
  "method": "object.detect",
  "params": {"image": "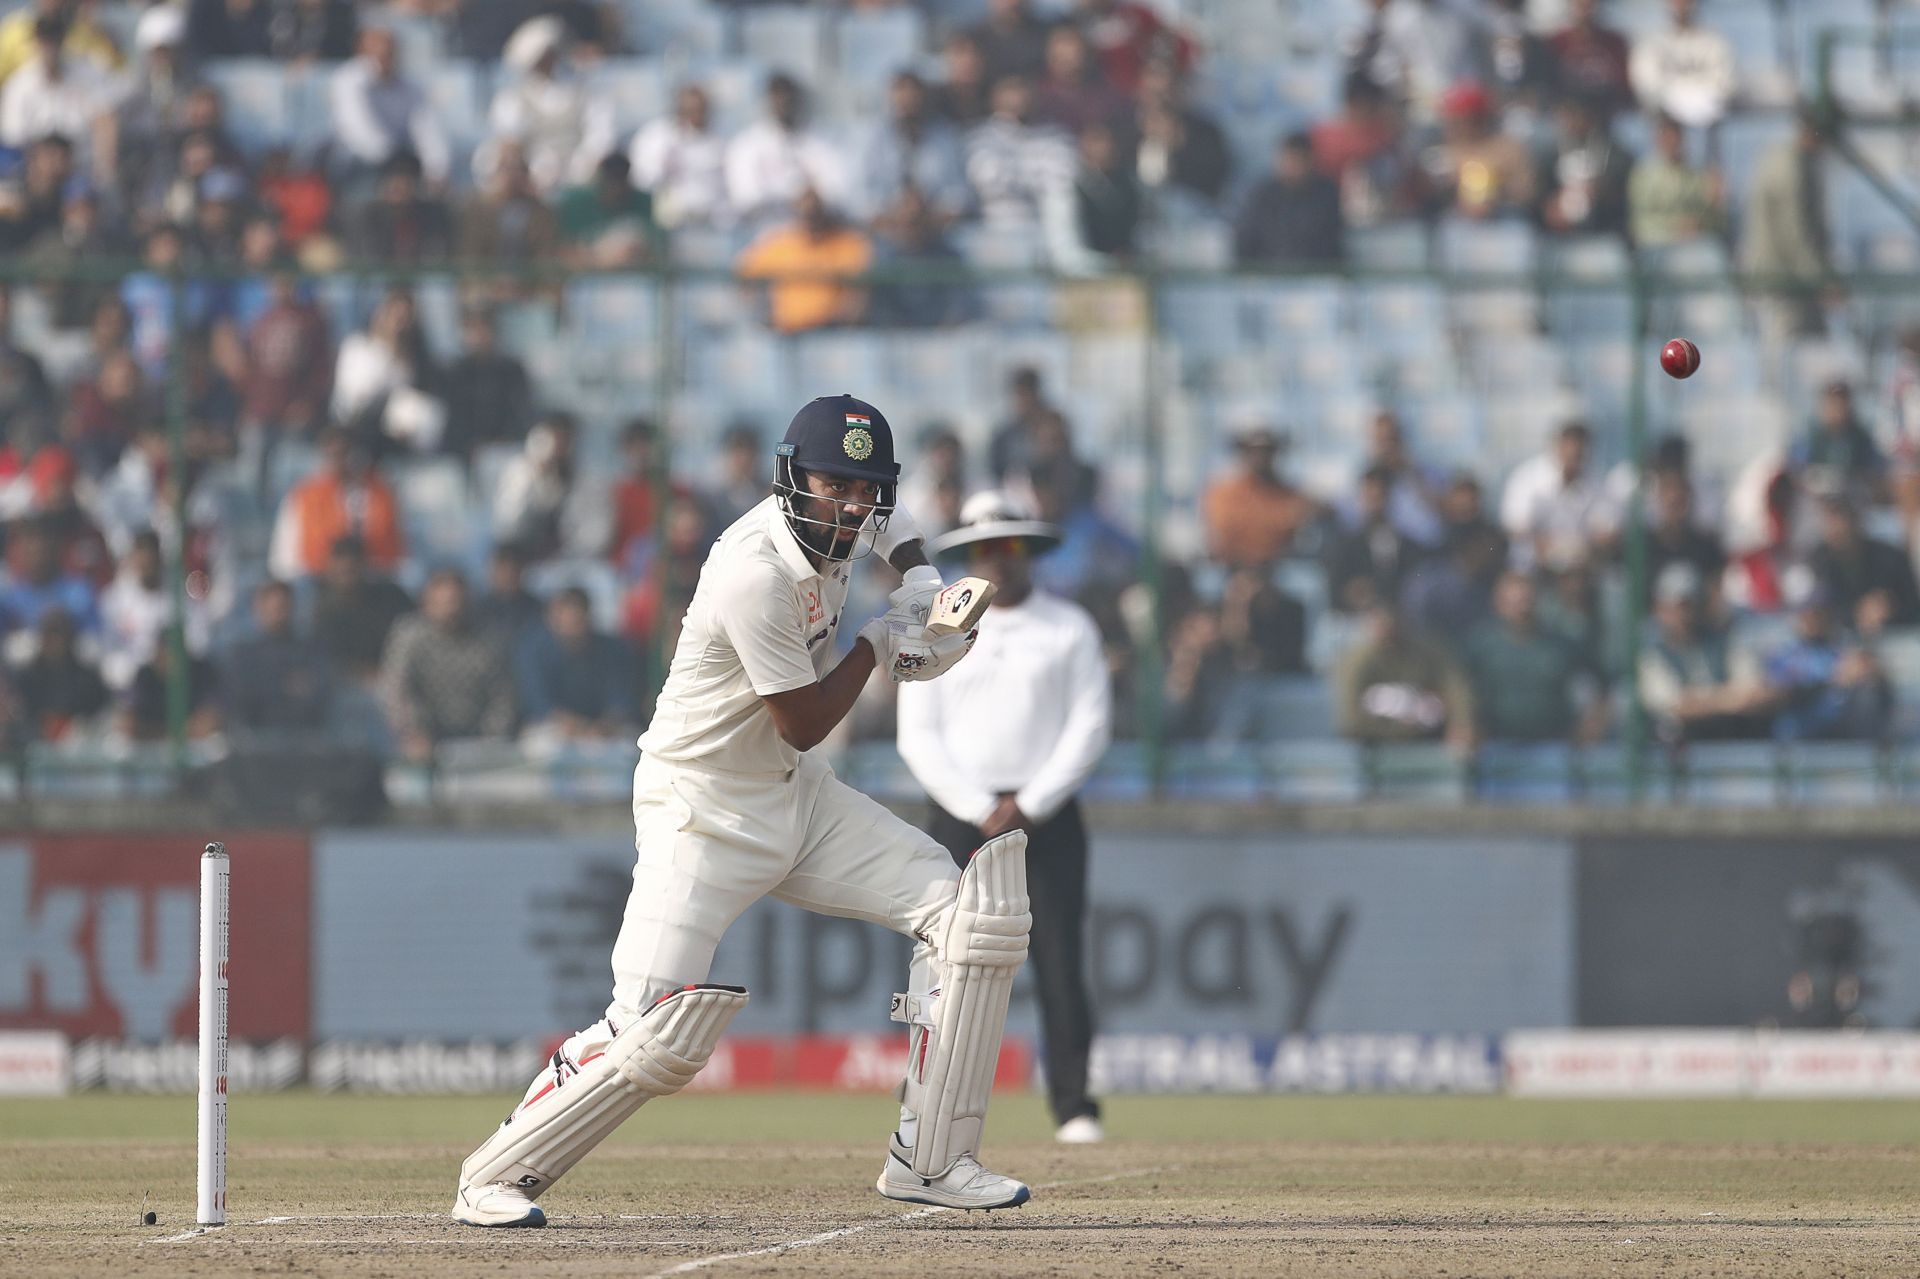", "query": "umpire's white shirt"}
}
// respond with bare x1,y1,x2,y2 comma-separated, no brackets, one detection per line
640,496,850,774
897,591,1112,826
